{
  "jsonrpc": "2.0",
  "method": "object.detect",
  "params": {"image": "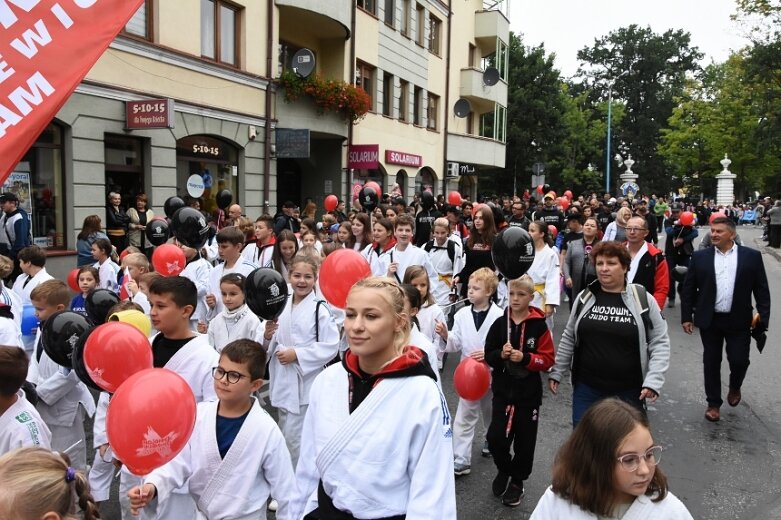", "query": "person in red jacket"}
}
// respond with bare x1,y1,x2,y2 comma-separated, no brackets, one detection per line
484,274,555,507
625,216,669,309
